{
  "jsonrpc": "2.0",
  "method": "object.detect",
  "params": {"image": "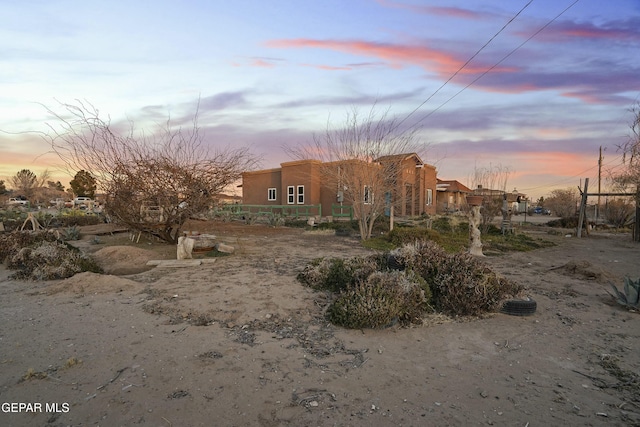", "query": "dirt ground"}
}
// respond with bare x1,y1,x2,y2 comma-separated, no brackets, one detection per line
1,220,640,426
